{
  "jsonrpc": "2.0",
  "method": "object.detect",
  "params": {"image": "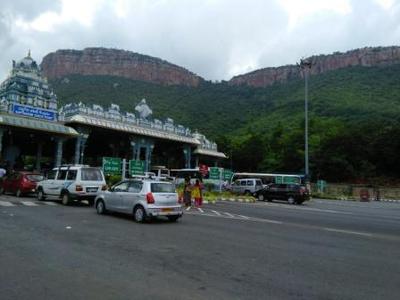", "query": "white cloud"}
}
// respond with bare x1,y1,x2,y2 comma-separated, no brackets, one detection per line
0,0,400,82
